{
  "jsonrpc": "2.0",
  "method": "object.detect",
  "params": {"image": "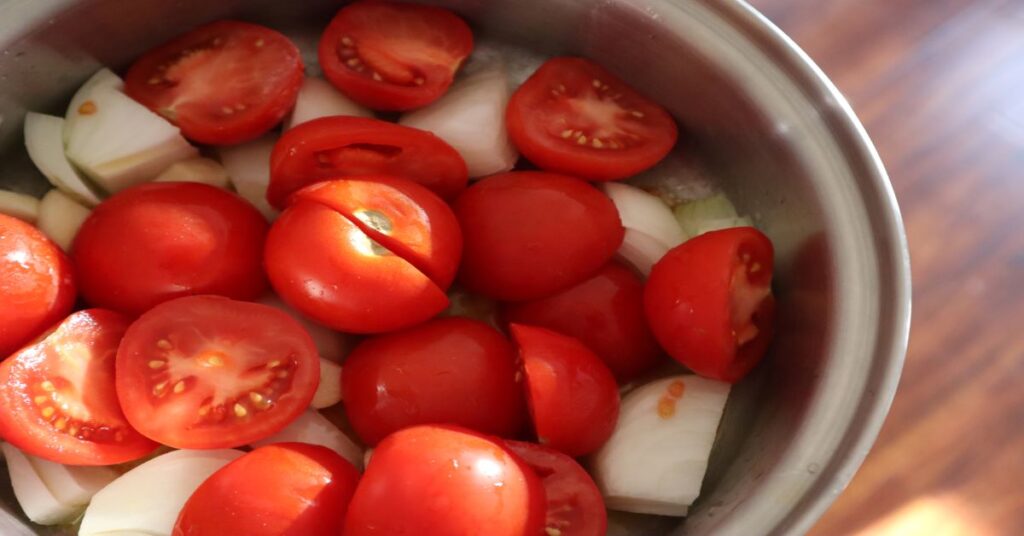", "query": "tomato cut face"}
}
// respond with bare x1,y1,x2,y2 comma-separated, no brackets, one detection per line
267,116,468,208
507,57,678,181
319,1,474,111
0,309,158,465
116,295,319,449
125,20,303,145
0,214,76,359
506,441,608,536
644,227,776,383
